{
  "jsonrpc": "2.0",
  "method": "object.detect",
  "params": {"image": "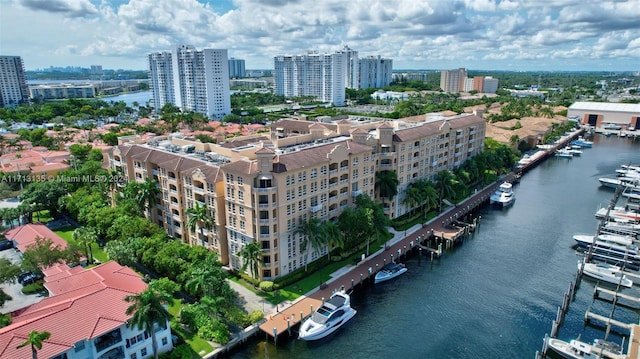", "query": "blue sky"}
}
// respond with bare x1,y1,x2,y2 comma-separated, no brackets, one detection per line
1,0,639,71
